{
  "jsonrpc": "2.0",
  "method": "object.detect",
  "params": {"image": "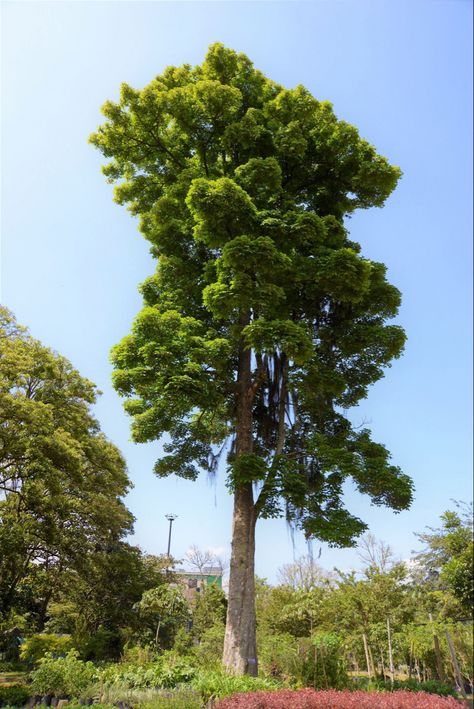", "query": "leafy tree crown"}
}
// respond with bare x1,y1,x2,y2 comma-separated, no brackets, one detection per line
90,43,413,546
